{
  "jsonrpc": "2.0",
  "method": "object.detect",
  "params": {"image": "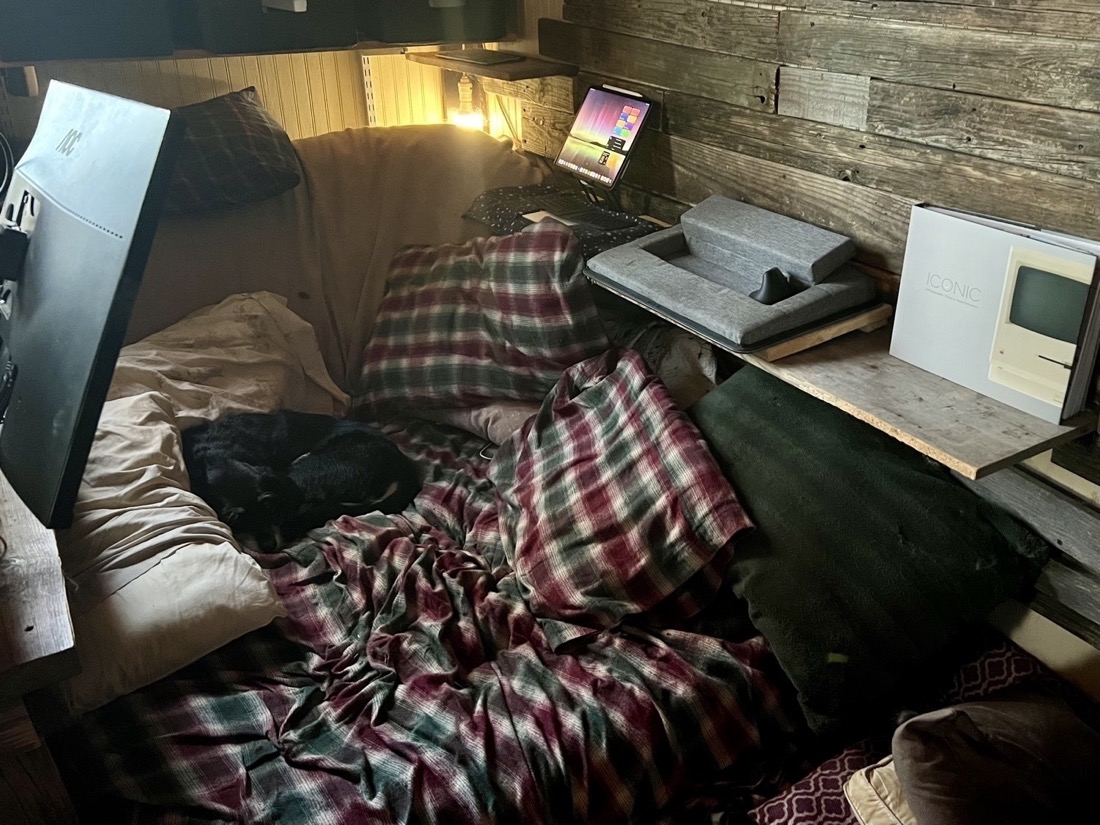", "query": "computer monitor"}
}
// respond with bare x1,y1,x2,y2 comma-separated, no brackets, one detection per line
0,81,182,528
988,245,1096,406
553,84,652,192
